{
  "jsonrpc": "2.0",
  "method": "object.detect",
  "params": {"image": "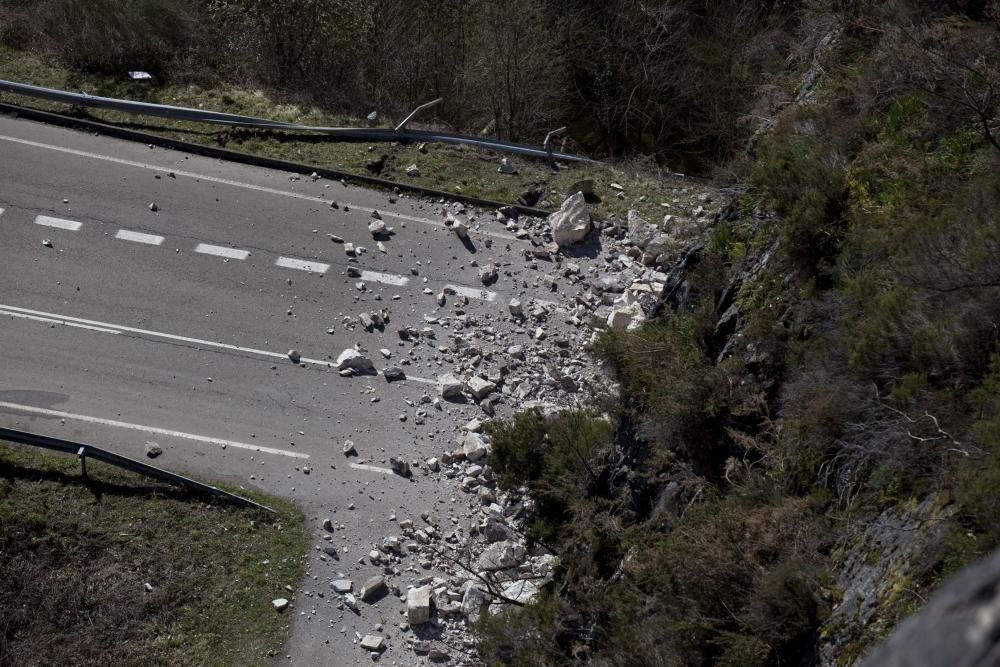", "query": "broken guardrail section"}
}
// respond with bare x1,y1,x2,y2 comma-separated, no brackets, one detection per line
0,426,275,512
